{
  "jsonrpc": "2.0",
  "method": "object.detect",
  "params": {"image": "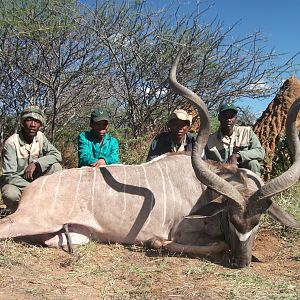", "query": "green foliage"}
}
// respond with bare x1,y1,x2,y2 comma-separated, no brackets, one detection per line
108,127,152,165
270,135,293,179
259,182,300,251
55,127,79,169
210,114,219,133
0,0,76,35
0,114,19,142
119,135,152,165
